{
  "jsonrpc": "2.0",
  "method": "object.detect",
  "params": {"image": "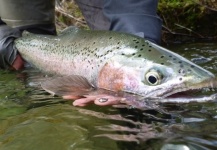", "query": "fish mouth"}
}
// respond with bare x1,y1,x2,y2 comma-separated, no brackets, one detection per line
151,88,217,103
168,78,216,97
143,77,217,102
